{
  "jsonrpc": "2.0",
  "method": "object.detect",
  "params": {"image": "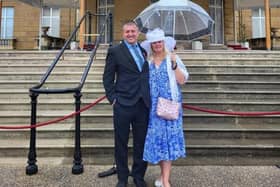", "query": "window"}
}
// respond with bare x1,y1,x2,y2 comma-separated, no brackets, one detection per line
209,0,224,44
1,7,14,39
97,0,114,43
252,8,265,38
41,8,60,37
